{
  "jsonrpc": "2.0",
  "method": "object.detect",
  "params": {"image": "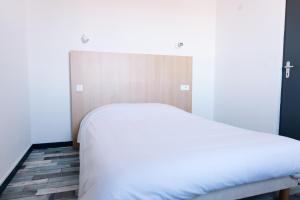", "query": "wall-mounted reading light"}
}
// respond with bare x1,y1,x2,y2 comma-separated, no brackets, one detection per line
175,42,184,49
81,34,90,44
